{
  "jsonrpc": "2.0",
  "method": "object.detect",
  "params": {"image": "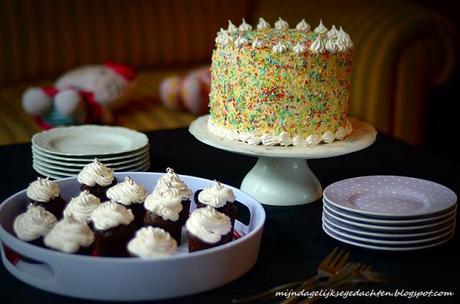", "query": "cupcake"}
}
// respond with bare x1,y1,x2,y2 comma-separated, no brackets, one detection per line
44,216,95,255
77,158,117,202
13,205,57,247
143,186,183,244
186,206,232,252
155,168,192,225
26,177,66,219
106,176,148,226
127,226,177,258
195,180,238,228
63,190,101,223
90,202,135,257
